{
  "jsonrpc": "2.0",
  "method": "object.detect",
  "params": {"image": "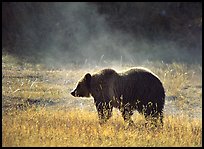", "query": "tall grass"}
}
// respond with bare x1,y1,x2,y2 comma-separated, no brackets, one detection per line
2,108,202,147
2,54,202,147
